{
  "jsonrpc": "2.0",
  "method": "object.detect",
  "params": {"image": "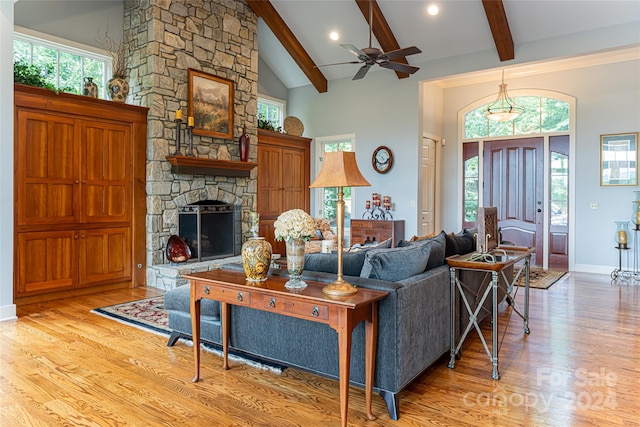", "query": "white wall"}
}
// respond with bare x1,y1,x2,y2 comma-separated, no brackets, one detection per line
14,0,123,46
288,70,422,235
258,58,288,101
0,1,16,321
